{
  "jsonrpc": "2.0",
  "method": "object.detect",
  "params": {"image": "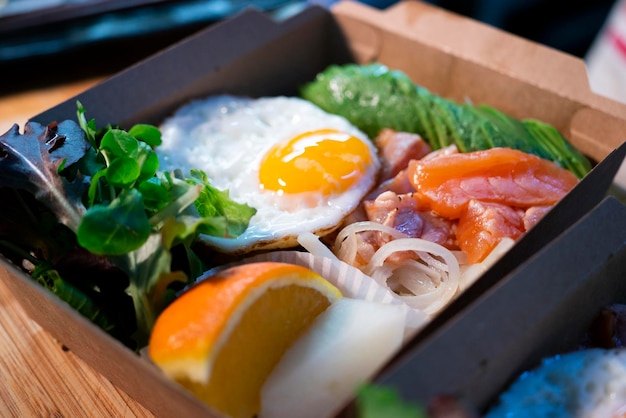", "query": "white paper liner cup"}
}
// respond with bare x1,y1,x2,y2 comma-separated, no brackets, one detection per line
196,250,430,341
